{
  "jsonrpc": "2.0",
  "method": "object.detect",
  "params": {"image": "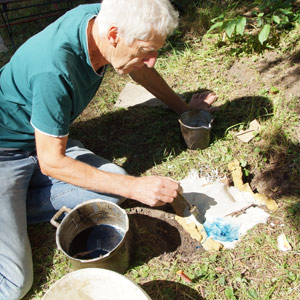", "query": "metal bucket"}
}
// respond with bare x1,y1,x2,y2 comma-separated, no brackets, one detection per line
179,110,214,150
42,268,151,300
50,199,131,274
